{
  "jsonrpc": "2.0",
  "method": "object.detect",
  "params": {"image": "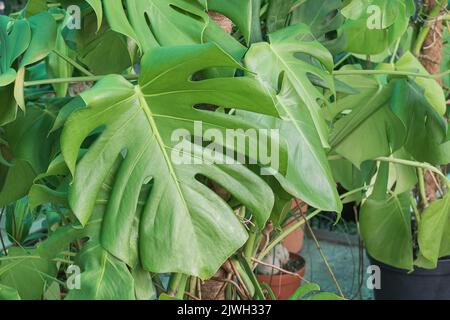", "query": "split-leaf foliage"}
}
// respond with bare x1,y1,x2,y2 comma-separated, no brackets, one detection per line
0,0,449,300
